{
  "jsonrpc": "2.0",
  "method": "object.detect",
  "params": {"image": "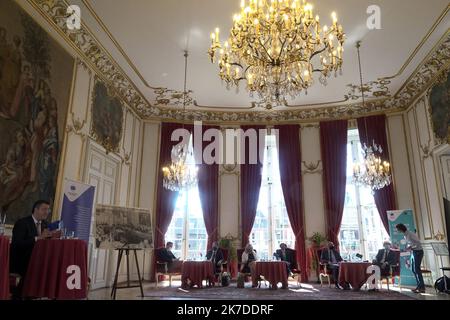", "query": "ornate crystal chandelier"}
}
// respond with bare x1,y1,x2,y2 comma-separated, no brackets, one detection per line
208,0,345,107
353,142,391,191
162,143,198,192
352,41,391,192
162,51,198,192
